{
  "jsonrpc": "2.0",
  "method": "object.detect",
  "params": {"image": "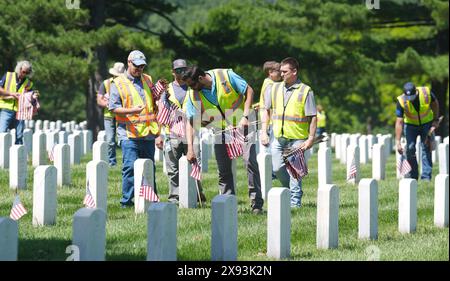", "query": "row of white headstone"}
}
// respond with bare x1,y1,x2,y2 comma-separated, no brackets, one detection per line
1,173,447,261
24,119,88,134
